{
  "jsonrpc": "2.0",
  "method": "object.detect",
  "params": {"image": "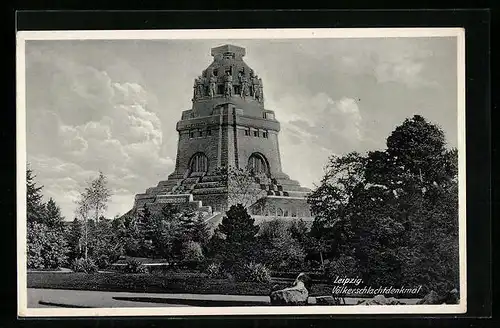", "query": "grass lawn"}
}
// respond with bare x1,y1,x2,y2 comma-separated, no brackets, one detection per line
27,272,334,296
